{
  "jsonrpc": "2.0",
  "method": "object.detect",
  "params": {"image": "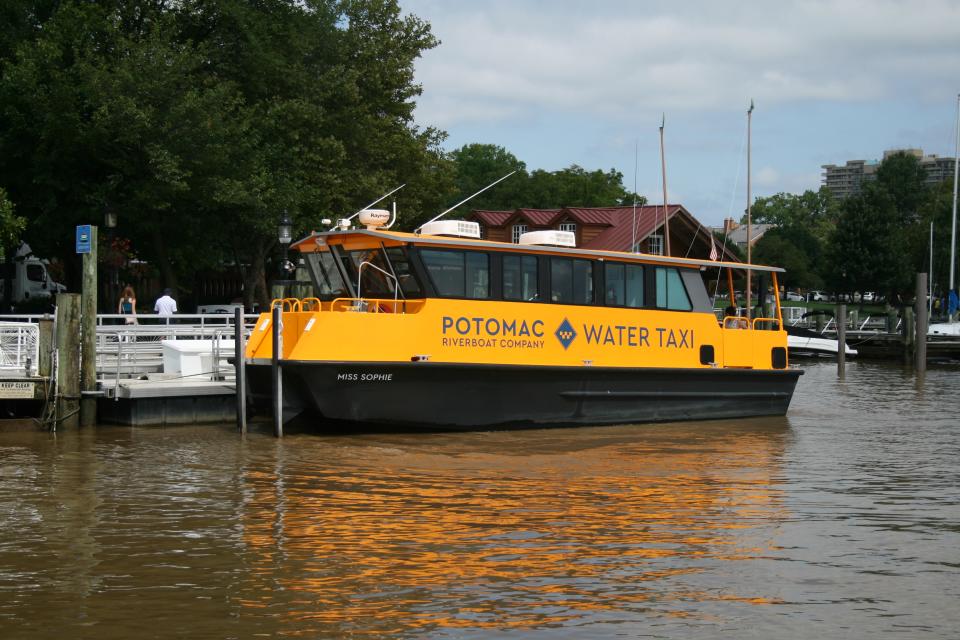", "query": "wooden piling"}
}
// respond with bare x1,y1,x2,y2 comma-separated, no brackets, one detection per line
915,273,927,372
837,303,846,378
903,307,915,364
234,307,247,433
55,294,82,430
271,304,283,438
80,225,98,426
38,316,53,378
